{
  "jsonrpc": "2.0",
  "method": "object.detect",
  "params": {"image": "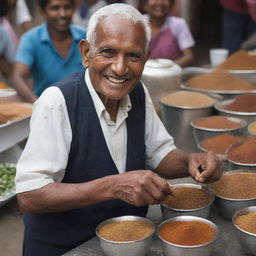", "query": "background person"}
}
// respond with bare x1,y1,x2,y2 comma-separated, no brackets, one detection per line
11,0,85,103
143,0,195,67
15,4,222,255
